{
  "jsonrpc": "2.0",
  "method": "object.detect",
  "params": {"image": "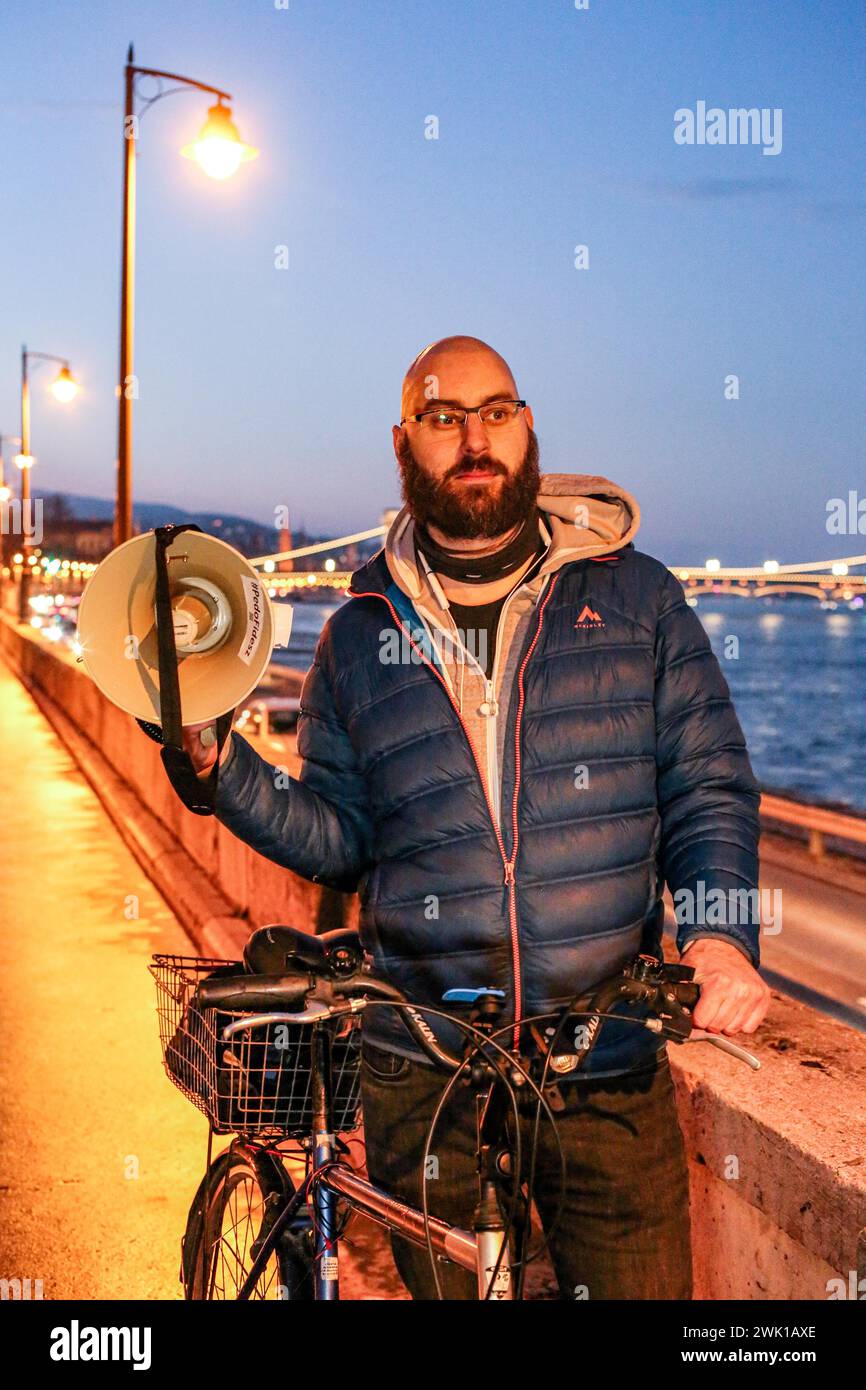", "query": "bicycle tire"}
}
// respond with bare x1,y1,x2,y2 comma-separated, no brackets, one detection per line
182,1145,314,1300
